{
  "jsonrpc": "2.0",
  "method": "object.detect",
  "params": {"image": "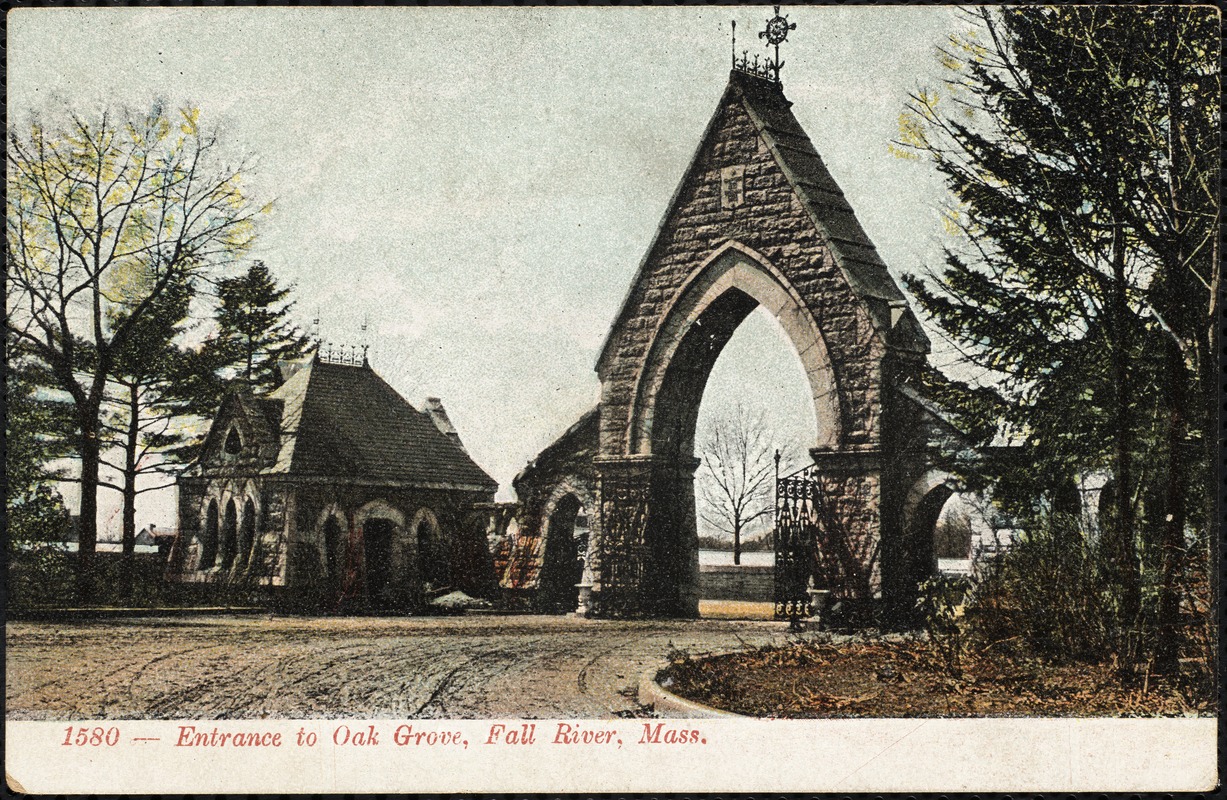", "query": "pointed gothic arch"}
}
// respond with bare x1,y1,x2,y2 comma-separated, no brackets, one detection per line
629,240,842,457
238,497,257,570
585,69,934,619
218,498,239,570
200,499,220,570
537,492,589,613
